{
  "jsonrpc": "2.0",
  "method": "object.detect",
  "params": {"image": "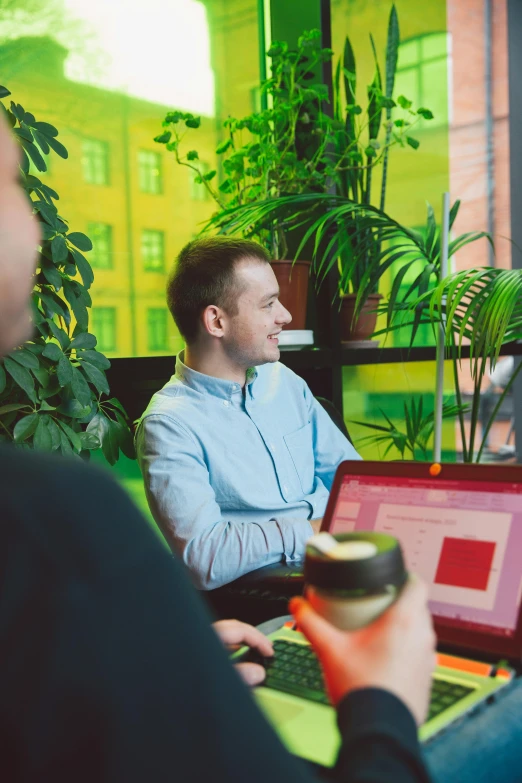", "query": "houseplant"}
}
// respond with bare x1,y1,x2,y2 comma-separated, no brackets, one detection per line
155,29,334,329
0,85,134,464
203,6,432,339
155,15,428,332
